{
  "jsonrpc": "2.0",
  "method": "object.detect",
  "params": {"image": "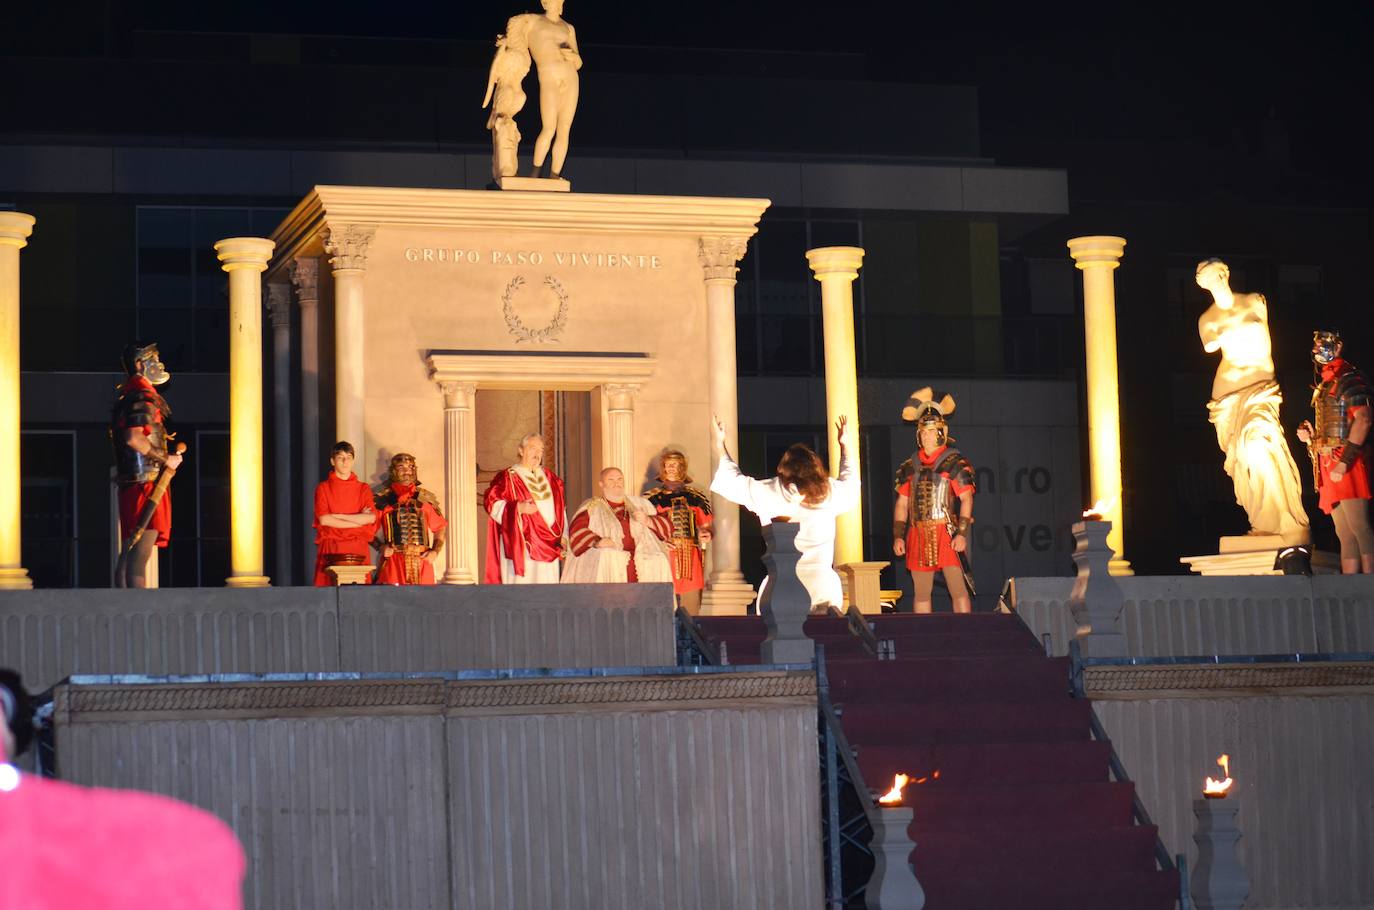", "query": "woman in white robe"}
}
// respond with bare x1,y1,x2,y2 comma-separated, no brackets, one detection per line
709,415,859,608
